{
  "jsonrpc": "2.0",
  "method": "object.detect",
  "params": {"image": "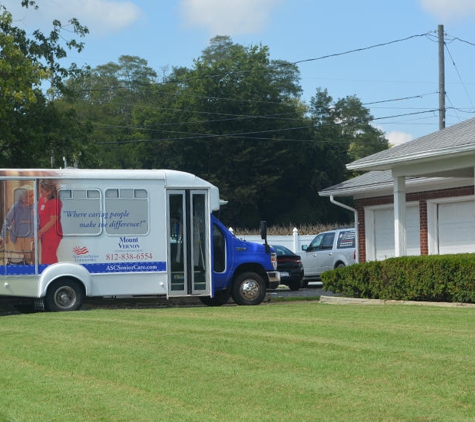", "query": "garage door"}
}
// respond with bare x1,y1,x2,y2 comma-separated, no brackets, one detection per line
366,205,420,261
437,200,475,254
